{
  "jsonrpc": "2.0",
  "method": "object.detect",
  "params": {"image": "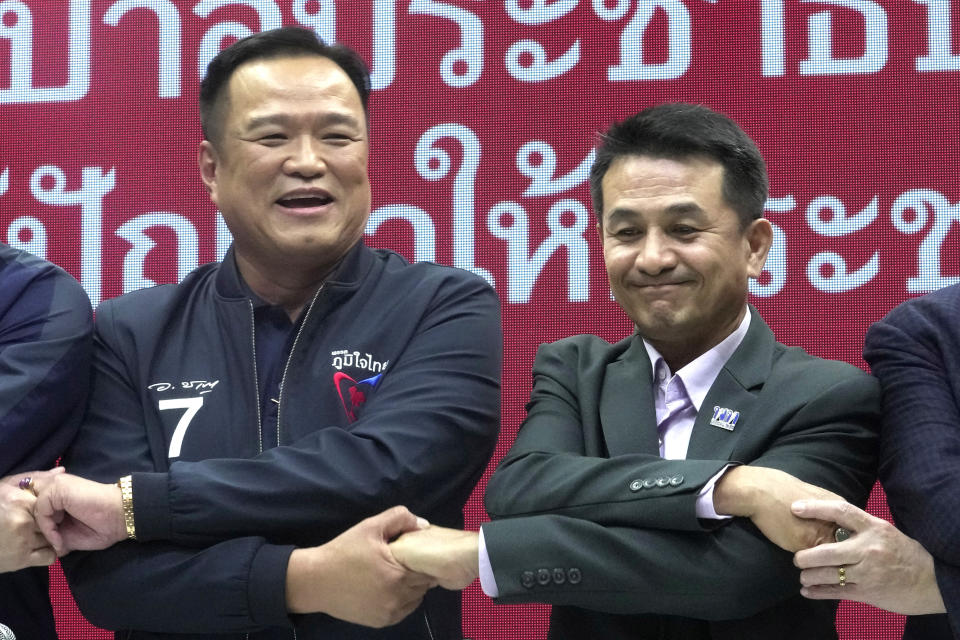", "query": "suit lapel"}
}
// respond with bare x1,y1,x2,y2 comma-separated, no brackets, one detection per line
686,308,776,461
599,336,661,456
